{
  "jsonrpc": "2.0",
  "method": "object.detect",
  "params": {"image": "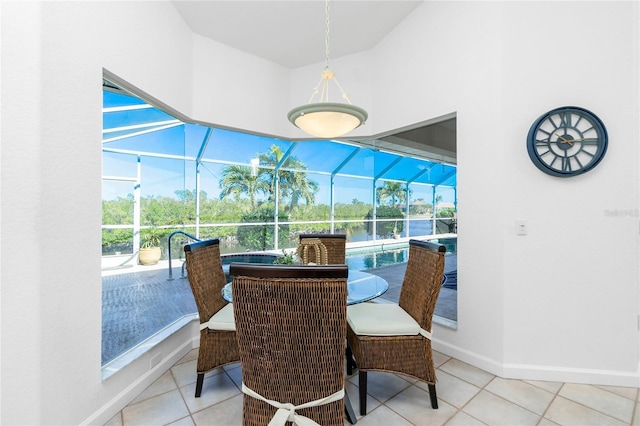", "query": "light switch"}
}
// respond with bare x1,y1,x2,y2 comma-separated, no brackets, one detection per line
516,219,527,236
